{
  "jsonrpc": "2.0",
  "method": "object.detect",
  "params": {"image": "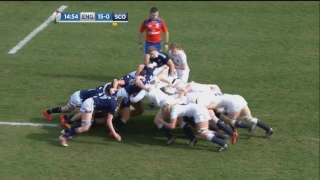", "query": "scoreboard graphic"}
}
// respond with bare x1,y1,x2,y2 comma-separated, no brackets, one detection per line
52,11,128,24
